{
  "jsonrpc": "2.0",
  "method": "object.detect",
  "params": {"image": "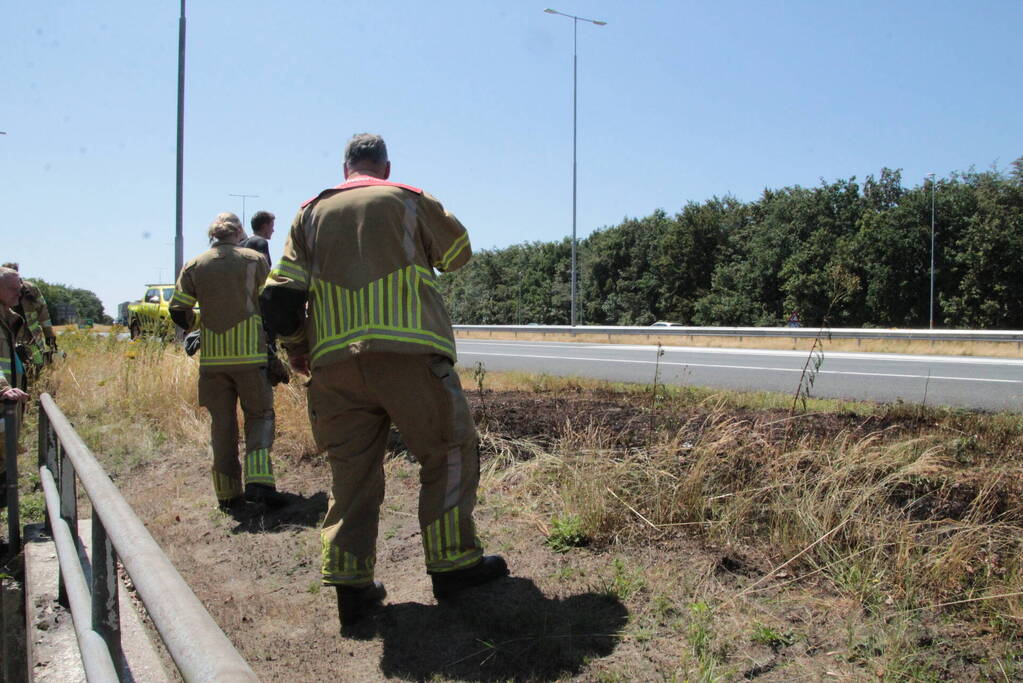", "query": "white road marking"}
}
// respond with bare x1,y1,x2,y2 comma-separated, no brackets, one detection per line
456,339,1023,366
456,350,1023,384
